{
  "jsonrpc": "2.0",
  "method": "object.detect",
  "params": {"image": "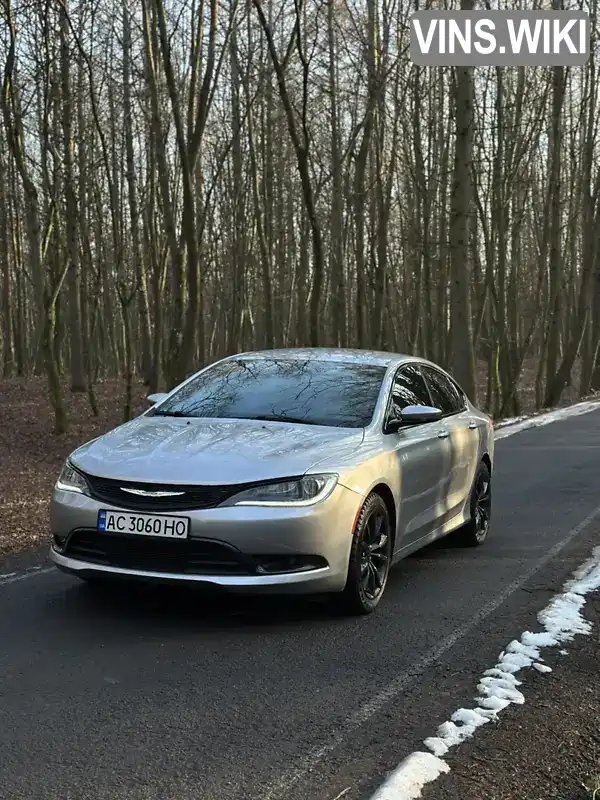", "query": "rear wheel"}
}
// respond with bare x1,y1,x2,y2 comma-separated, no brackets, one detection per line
454,460,492,547
339,493,392,615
